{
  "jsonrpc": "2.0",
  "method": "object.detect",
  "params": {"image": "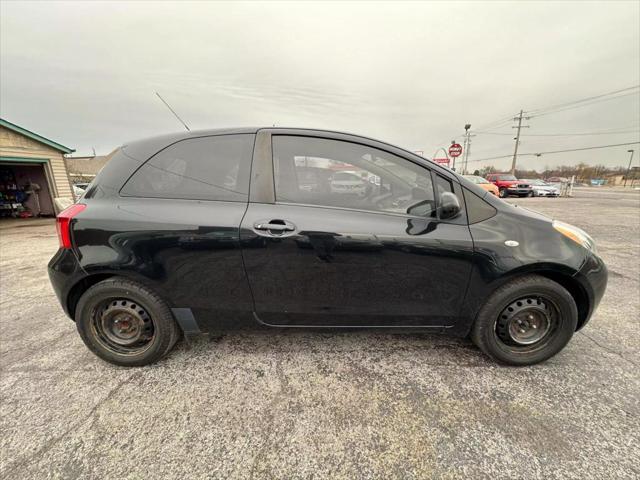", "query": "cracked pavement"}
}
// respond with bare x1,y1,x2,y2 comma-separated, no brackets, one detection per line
1,187,639,479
